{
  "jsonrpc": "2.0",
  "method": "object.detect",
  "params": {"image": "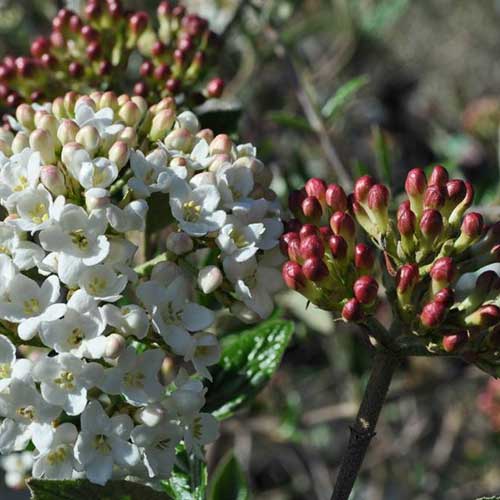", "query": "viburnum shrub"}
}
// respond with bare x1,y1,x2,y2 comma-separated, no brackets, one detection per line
0,92,284,490
282,168,500,499
0,0,224,112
